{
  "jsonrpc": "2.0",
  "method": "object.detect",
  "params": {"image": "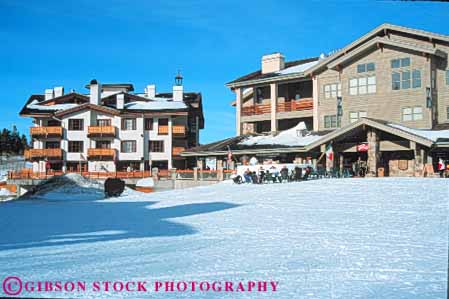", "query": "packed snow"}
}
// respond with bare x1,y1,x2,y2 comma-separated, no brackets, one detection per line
136,177,155,188
125,100,187,110
0,188,13,196
276,60,319,75
389,123,449,142
240,122,322,147
27,99,78,111
0,177,447,298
